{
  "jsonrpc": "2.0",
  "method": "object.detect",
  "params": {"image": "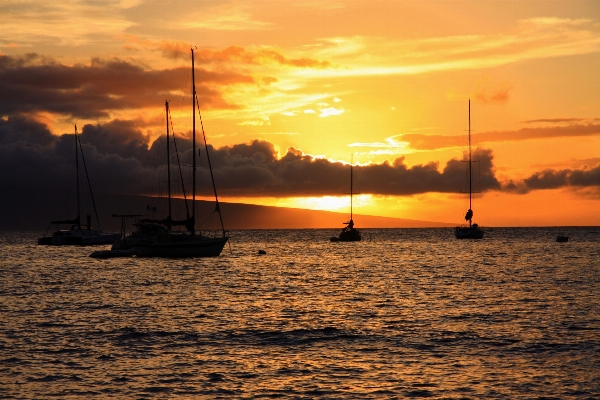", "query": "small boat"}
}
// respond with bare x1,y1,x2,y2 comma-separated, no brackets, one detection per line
38,125,120,246
92,49,228,258
331,158,361,242
454,100,484,240
556,235,569,242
